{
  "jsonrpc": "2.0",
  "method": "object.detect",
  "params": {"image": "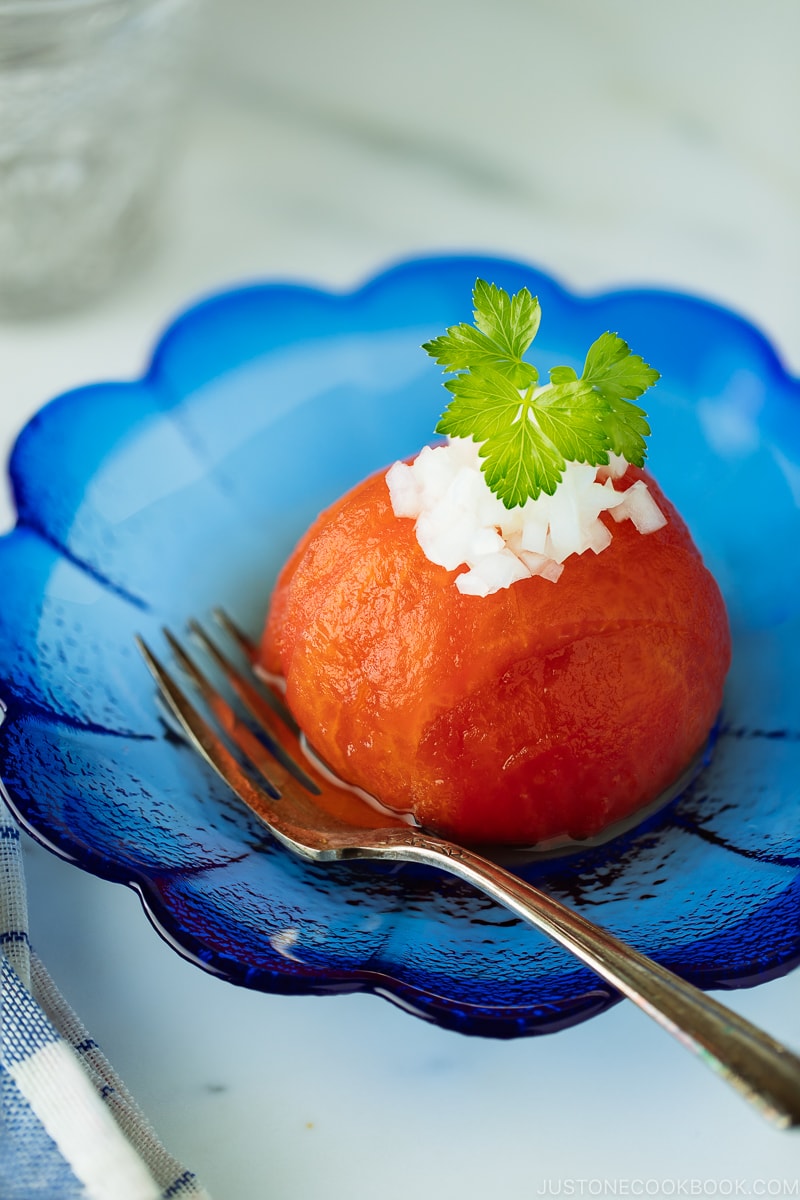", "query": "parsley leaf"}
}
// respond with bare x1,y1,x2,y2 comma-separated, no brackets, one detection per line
423,281,540,389
580,331,656,466
534,381,611,468
436,368,566,501
426,279,660,507
480,410,565,507
439,368,527,443
471,278,541,359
